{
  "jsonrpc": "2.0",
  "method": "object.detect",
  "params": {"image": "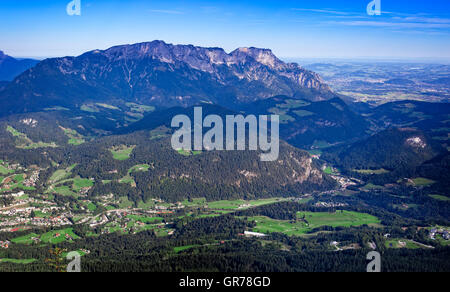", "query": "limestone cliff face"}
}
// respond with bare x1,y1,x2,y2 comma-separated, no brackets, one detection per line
98,41,331,96
0,41,332,116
